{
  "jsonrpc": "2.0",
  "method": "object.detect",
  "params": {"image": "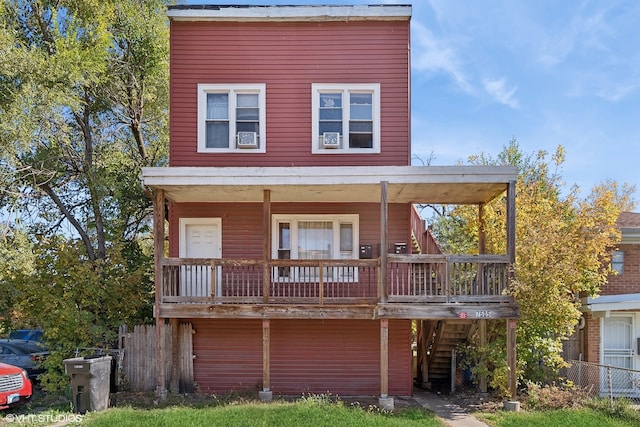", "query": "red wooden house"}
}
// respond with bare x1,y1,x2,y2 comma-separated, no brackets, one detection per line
141,4,518,407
